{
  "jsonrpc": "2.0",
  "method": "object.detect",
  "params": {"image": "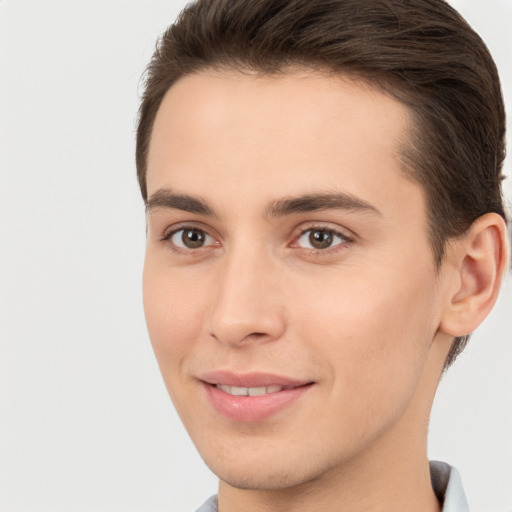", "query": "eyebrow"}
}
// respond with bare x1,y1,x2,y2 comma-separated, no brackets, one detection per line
146,188,216,216
146,188,381,218
265,192,381,217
